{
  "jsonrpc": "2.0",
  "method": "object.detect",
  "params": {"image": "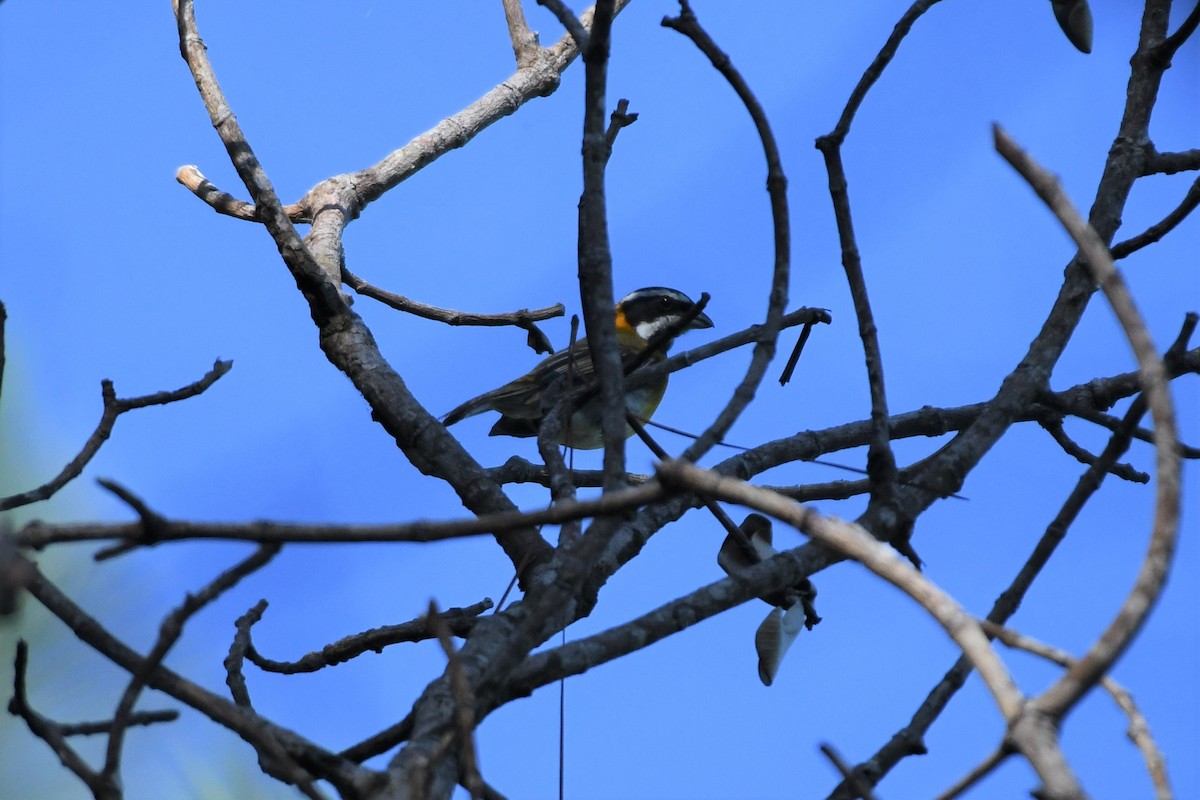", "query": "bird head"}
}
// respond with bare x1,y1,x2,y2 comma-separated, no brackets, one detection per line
615,287,713,342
